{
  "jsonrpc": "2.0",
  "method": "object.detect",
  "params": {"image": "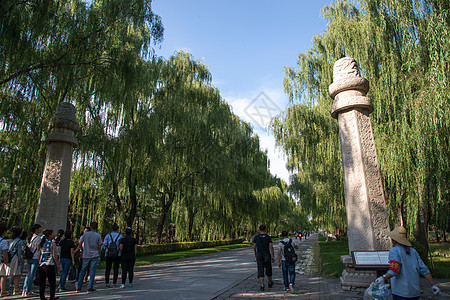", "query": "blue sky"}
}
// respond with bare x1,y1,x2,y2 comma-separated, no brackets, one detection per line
152,0,331,183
